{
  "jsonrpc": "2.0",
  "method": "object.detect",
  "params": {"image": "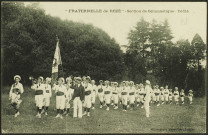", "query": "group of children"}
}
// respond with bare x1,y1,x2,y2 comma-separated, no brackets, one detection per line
9,75,194,118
